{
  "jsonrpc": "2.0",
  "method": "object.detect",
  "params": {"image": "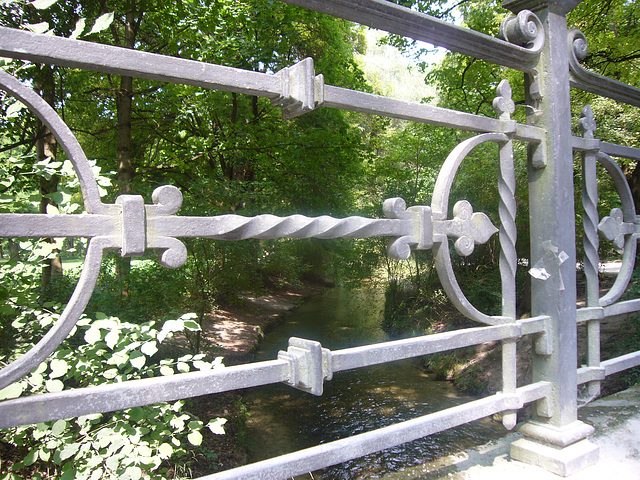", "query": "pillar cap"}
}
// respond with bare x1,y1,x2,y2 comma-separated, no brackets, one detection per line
502,0,582,14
